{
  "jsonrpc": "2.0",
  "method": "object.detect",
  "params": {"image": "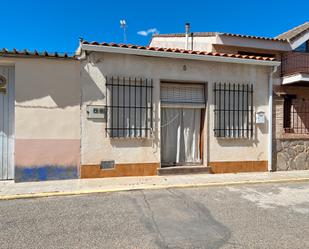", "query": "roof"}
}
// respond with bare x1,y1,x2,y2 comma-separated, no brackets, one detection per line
276,22,309,41
81,41,277,62
0,48,76,59
152,32,218,38
152,32,287,42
